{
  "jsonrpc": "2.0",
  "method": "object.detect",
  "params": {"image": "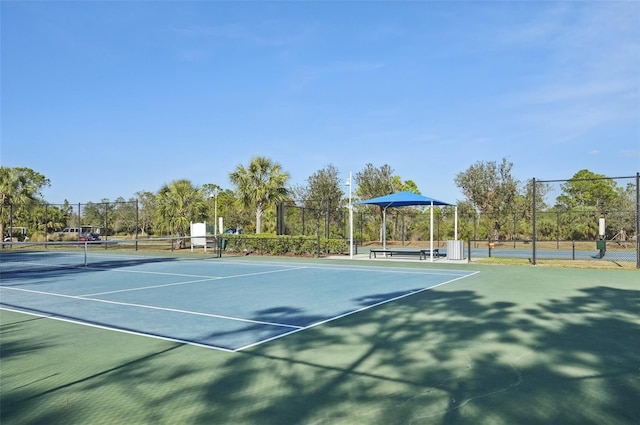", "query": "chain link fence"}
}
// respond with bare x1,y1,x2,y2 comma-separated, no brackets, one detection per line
457,174,639,267
530,174,639,268
3,200,139,242
3,174,638,267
